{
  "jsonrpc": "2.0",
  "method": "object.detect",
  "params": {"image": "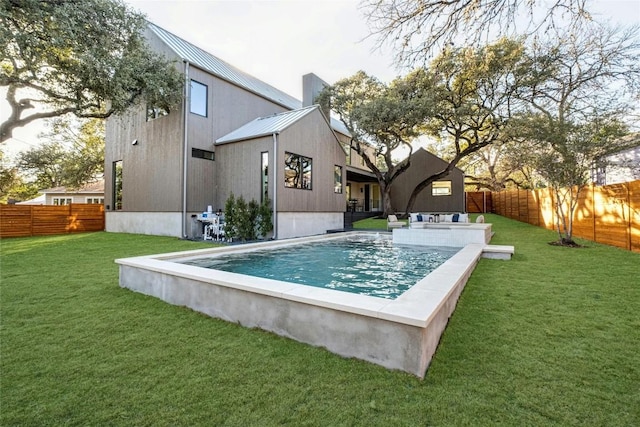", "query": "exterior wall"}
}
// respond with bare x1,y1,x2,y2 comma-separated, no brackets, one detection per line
275,111,347,213
390,148,465,213
104,29,293,237
215,109,346,238
277,212,343,239
214,135,272,208
106,211,184,237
